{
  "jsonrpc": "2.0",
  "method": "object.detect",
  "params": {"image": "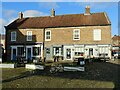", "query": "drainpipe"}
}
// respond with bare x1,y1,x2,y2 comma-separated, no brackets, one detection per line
4,26,7,62
42,28,45,62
